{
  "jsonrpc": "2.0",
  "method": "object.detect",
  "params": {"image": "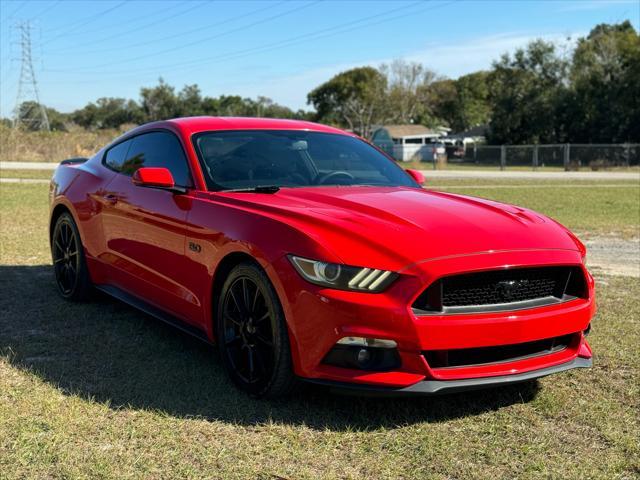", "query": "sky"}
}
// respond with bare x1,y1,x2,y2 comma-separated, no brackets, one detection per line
0,0,638,117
